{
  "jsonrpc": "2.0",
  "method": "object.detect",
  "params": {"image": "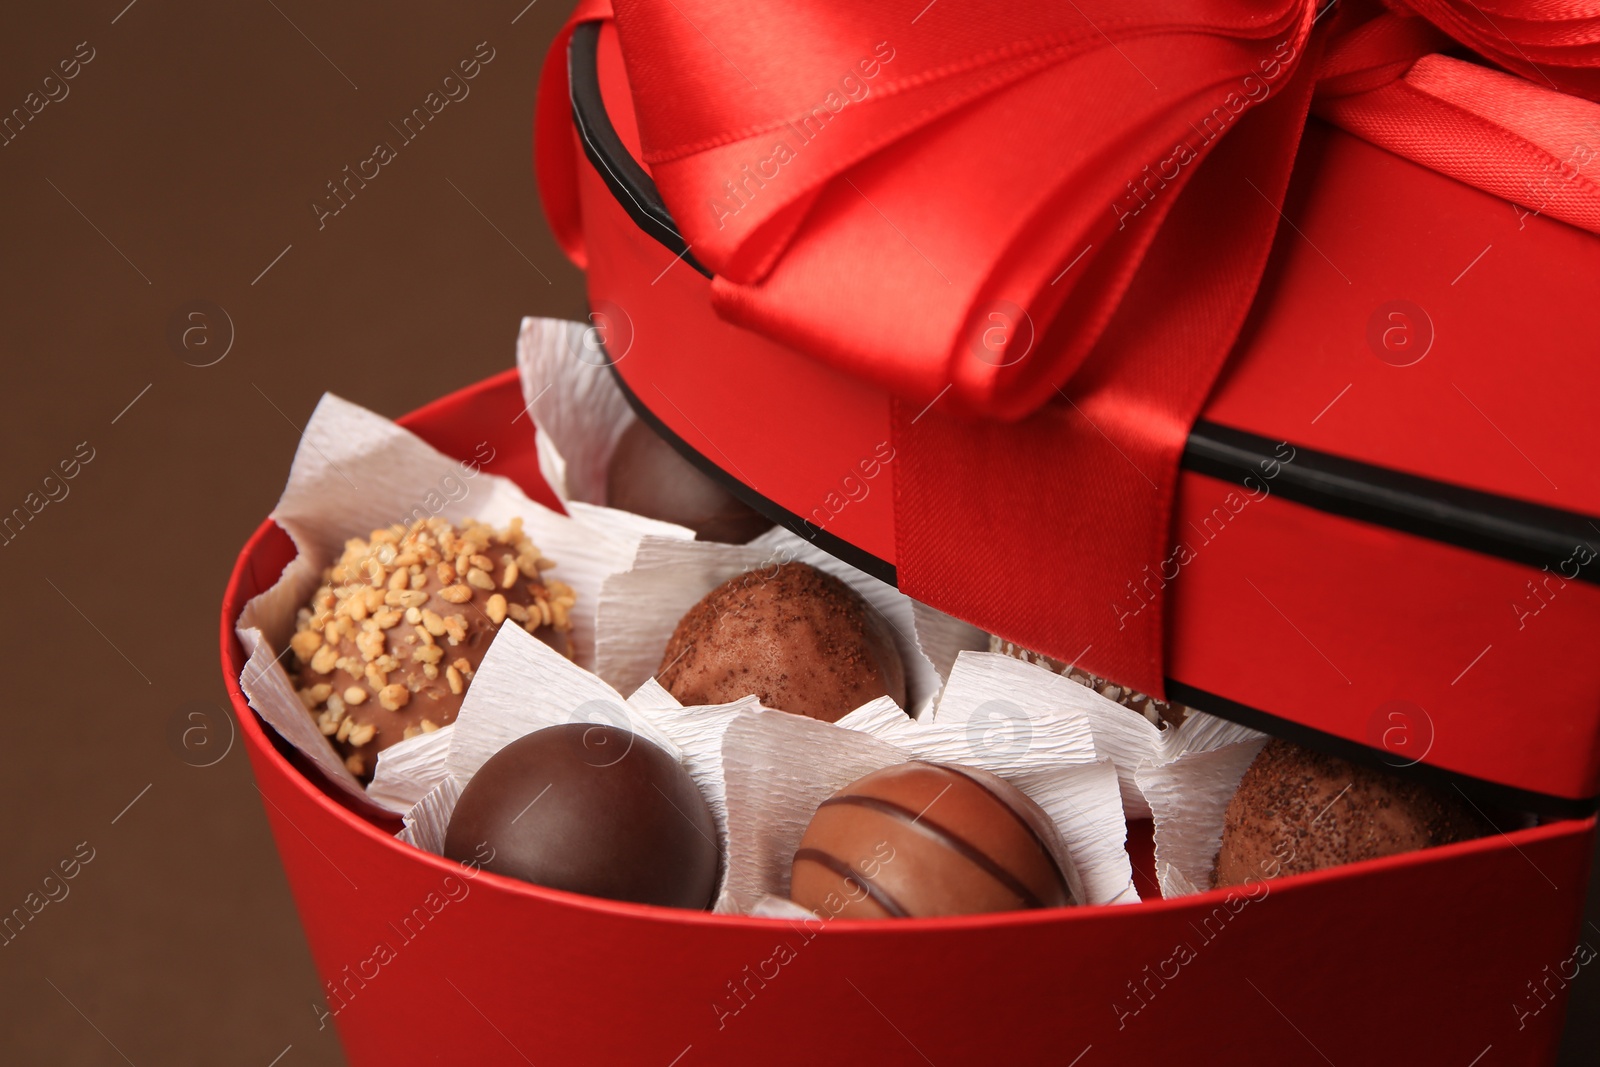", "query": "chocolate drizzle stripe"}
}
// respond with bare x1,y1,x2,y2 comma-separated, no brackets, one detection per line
819,794,1047,909
792,848,909,918
932,763,1072,899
